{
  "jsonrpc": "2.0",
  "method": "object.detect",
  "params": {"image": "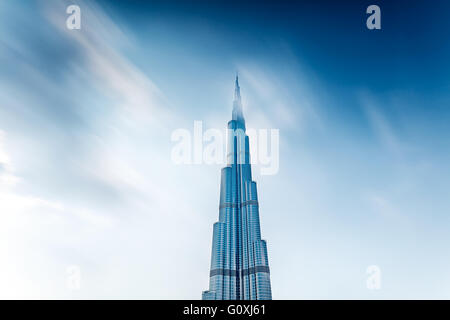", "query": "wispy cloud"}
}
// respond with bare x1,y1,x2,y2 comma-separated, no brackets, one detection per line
237,60,323,133
0,0,208,298
360,92,403,158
